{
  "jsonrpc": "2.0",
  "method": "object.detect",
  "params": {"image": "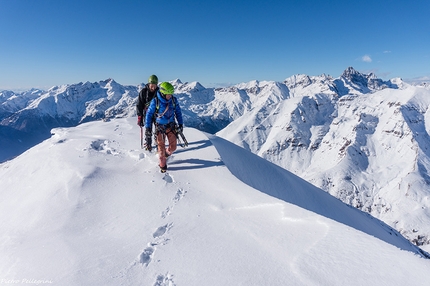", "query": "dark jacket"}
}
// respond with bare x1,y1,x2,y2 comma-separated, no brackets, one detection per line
145,92,183,129
136,84,159,117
